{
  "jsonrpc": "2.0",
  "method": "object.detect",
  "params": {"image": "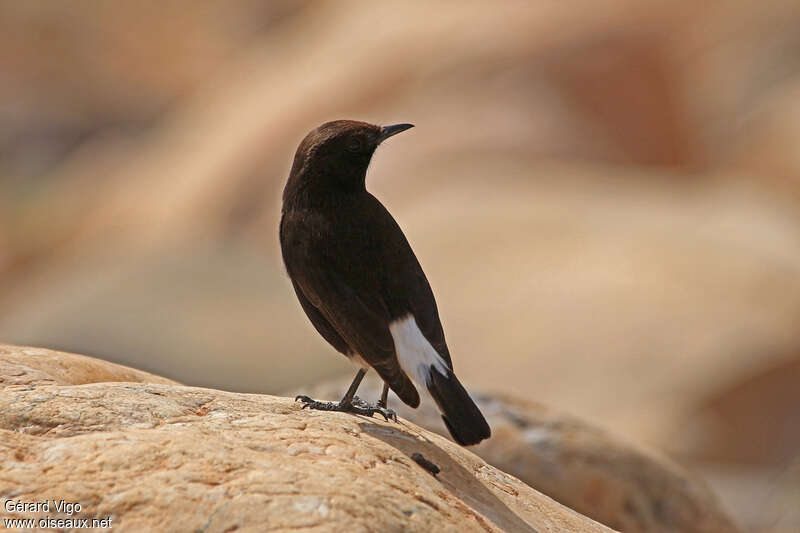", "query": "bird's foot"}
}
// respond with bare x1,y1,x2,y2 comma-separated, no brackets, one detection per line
294,395,396,421
294,395,340,412
352,395,397,422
